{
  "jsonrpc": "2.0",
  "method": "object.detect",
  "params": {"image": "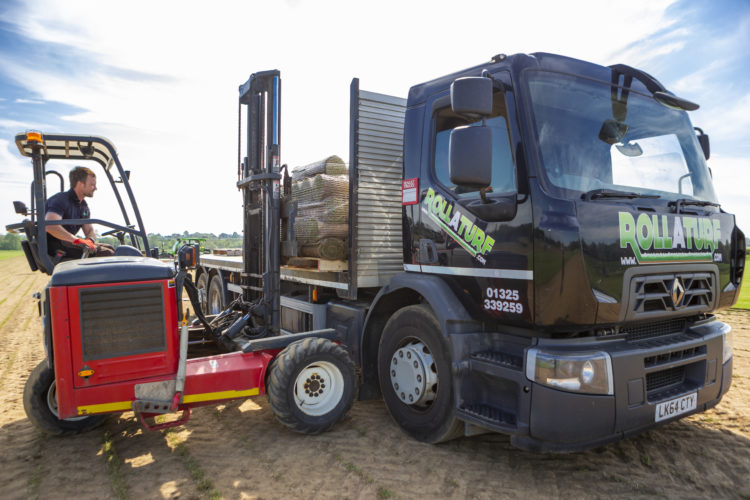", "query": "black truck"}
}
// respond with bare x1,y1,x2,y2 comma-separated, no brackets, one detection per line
9,52,743,453
197,52,743,452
